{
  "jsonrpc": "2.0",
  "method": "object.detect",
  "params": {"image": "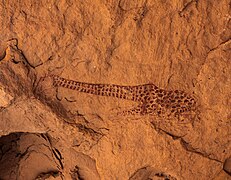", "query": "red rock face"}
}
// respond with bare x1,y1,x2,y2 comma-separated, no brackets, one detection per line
0,1,230,179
